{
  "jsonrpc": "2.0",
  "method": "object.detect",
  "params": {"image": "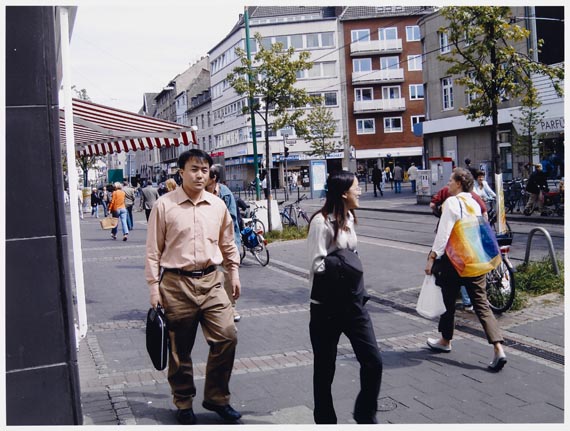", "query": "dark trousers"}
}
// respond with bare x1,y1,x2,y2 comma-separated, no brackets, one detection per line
309,303,383,424
373,182,383,197
126,205,134,229
145,208,152,221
